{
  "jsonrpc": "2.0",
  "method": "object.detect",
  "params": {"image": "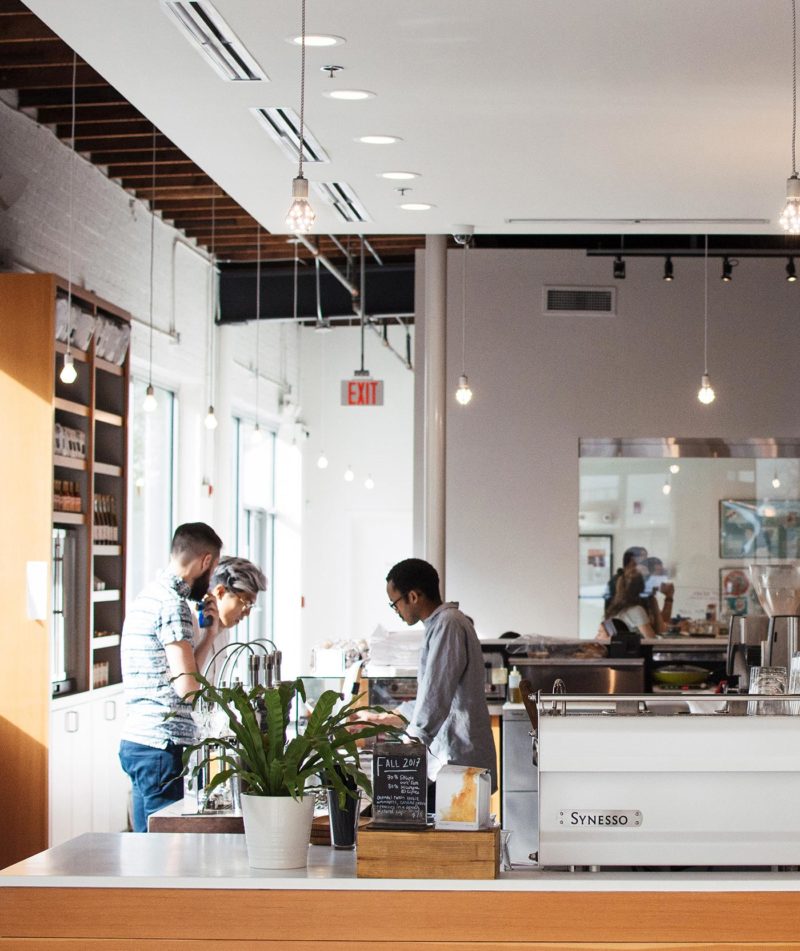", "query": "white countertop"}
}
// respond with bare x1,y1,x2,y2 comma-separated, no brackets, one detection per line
3,833,800,892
